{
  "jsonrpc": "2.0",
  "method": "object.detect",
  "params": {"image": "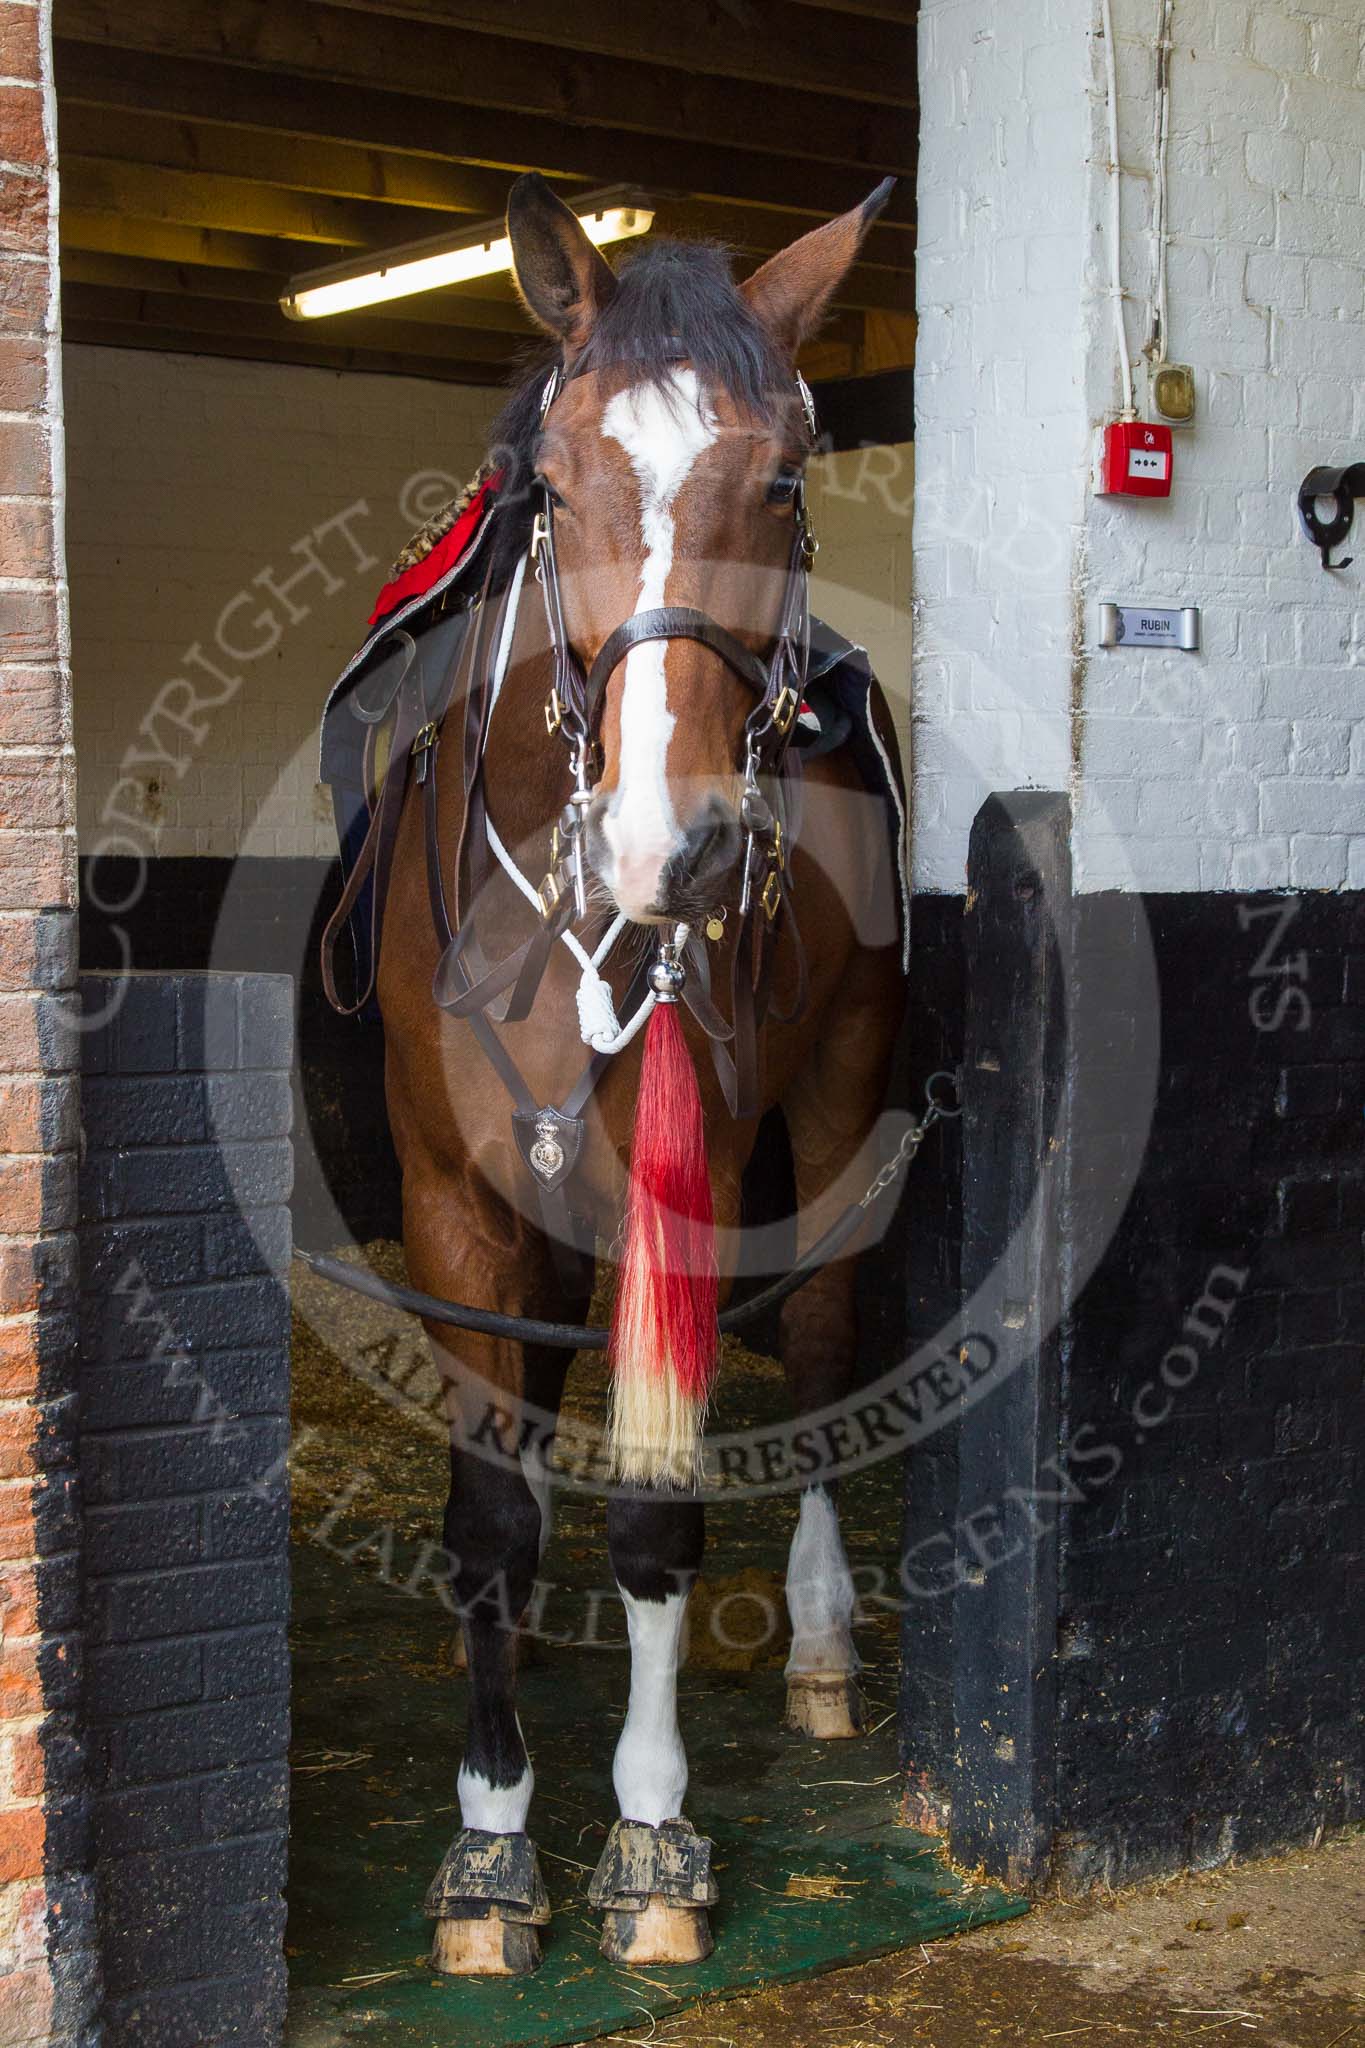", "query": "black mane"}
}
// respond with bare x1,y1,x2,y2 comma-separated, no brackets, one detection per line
484,239,789,585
